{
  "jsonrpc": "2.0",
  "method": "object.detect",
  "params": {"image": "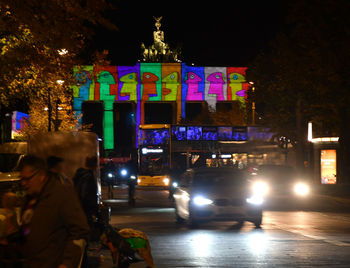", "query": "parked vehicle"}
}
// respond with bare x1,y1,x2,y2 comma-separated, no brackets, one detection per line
173,167,264,228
